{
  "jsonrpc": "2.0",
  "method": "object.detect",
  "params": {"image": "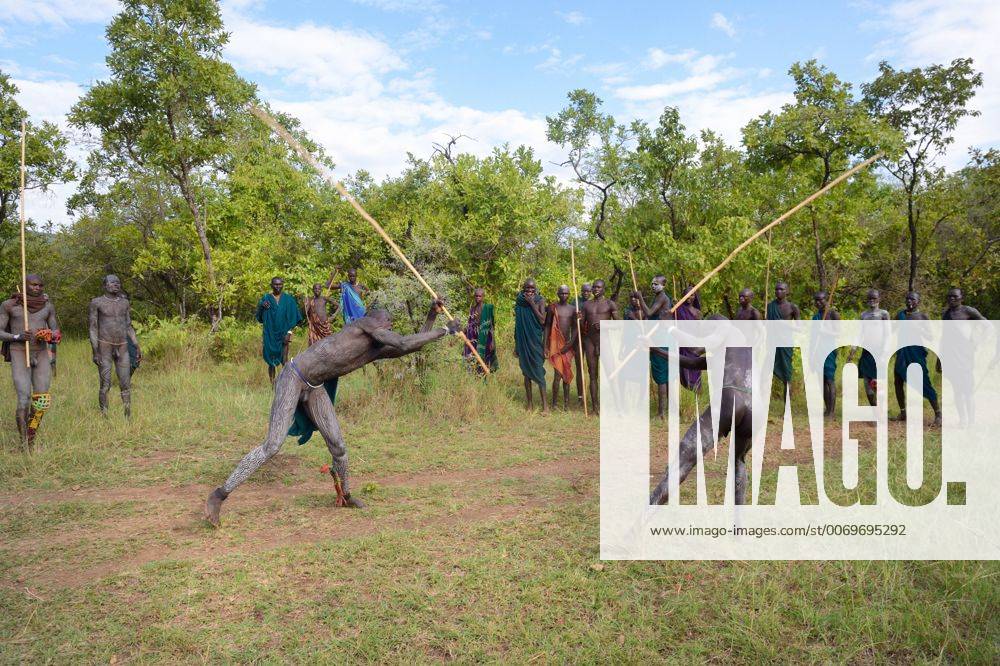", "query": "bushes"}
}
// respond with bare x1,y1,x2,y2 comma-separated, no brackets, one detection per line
134,316,261,367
